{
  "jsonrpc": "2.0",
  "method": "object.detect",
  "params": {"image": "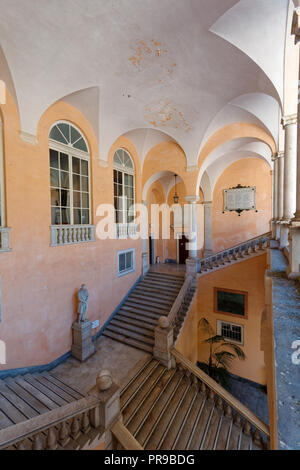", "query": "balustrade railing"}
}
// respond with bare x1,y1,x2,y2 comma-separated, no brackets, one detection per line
50,225,95,247
197,232,271,273
116,223,139,239
0,227,11,252
171,348,270,446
